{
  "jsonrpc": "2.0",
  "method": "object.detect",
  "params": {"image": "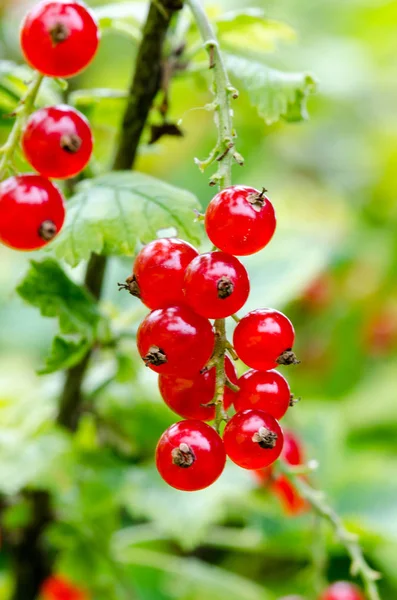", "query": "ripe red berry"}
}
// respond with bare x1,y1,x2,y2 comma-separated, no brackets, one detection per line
205,186,276,256
156,420,226,491
183,251,250,319
234,369,291,420
20,0,100,78
320,581,364,600
120,238,198,309
223,409,283,470
22,105,93,180
0,175,65,251
137,305,214,377
159,355,238,421
41,575,87,600
233,308,297,371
